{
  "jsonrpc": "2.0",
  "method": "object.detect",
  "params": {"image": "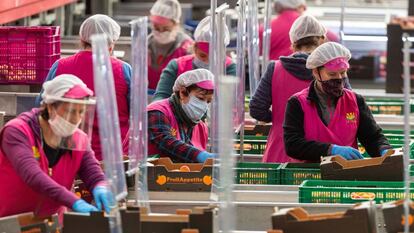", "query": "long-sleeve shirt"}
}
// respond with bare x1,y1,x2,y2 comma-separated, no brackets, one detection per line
0,109,105,208
283,80,392,161
152,58,237,102
148,110,202,162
